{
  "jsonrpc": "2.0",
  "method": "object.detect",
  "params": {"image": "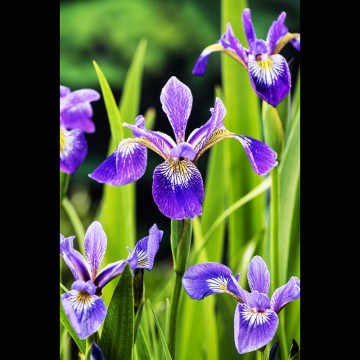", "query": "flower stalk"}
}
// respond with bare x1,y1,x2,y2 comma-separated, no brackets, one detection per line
168,218,192,359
